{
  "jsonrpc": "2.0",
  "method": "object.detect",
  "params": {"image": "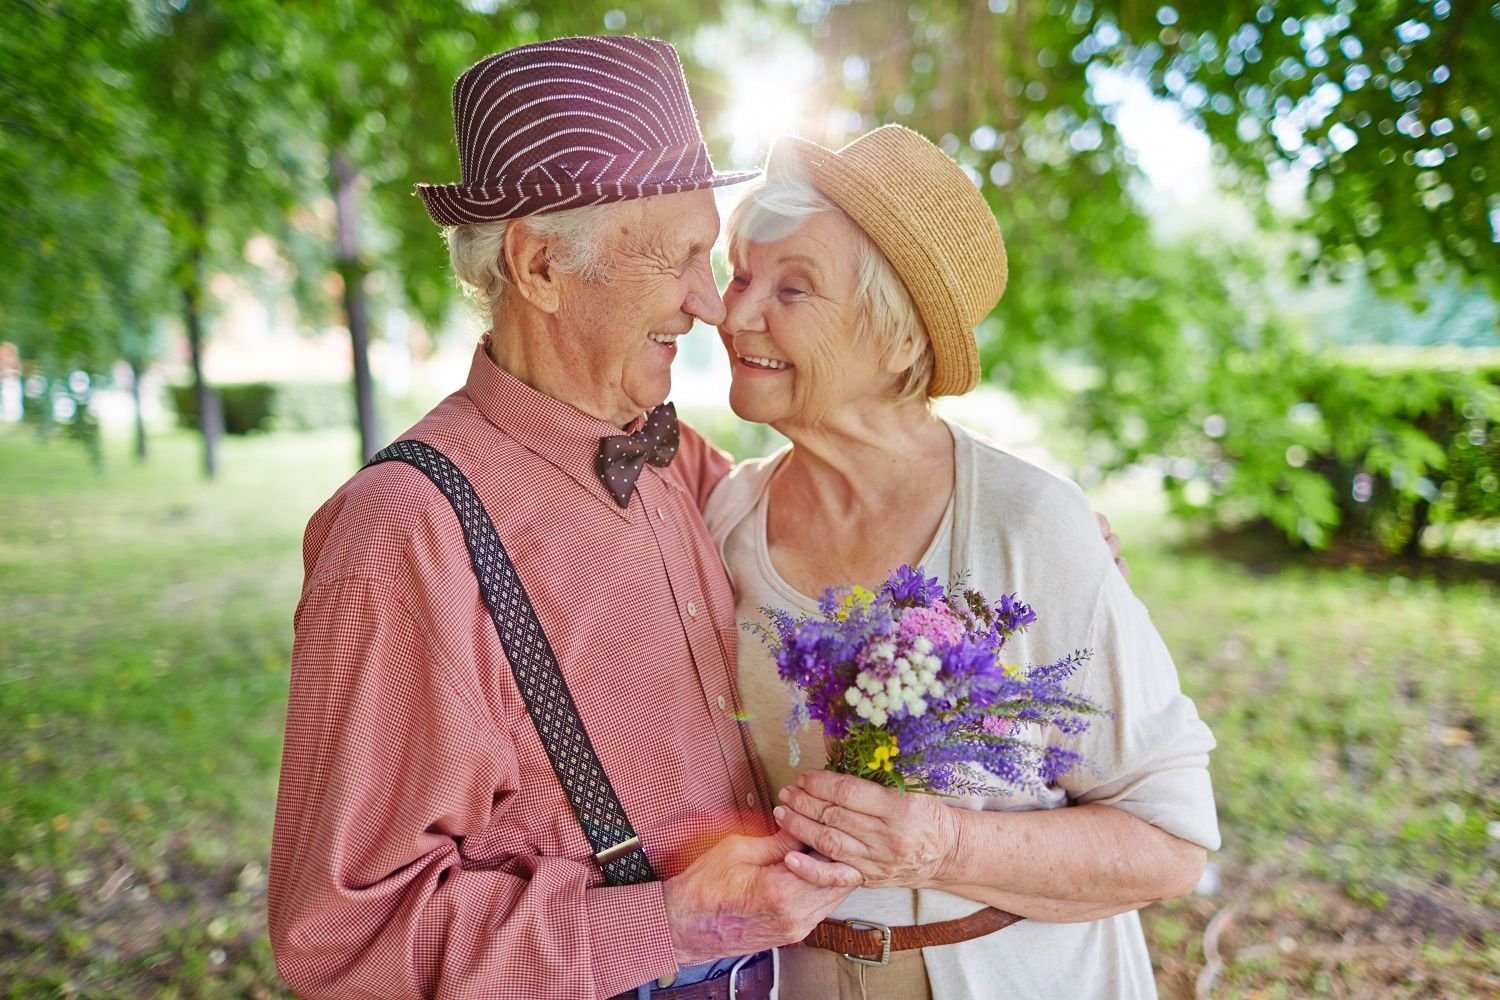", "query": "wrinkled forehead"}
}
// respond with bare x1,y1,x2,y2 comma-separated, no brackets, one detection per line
619,188,722,252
